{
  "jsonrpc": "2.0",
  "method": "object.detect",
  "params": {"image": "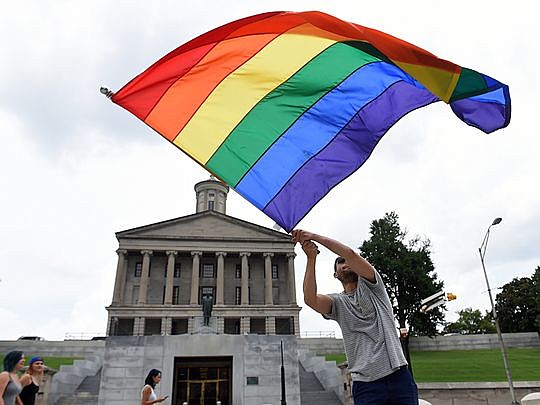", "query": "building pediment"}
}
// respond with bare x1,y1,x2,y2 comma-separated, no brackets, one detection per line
116,211,290,242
